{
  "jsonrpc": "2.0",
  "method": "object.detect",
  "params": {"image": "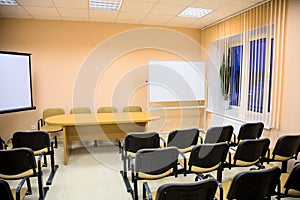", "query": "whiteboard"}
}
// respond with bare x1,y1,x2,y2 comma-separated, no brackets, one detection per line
148,61,205,102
